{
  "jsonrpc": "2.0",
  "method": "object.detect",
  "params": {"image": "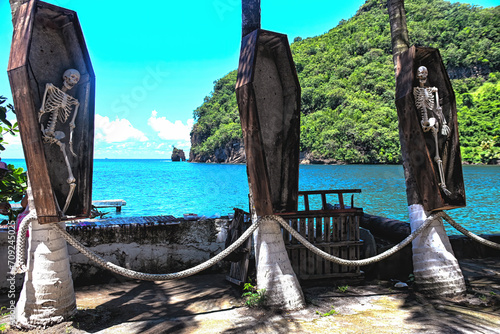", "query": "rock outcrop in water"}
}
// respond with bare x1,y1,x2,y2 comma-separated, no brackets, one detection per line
171,147,186,162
